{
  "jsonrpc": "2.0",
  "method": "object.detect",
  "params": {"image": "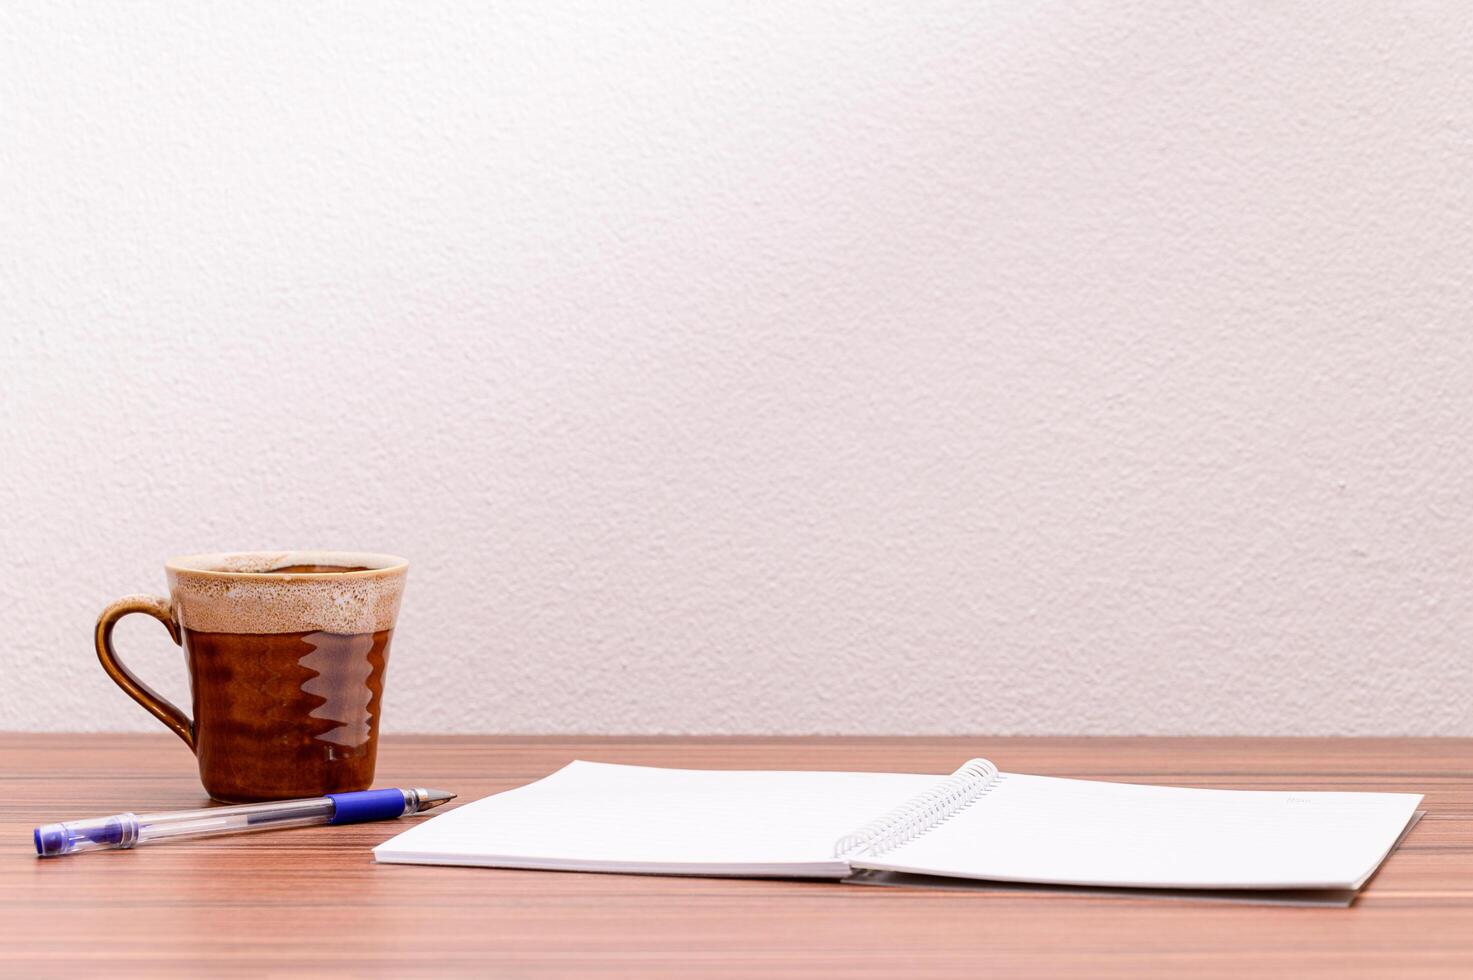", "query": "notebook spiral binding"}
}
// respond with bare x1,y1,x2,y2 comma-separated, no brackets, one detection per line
833,757,1002,859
